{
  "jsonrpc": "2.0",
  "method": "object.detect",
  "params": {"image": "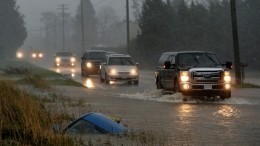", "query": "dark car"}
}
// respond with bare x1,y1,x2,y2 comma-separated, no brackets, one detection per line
155,51,232,100
81,50,107,77
63,112,127,135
